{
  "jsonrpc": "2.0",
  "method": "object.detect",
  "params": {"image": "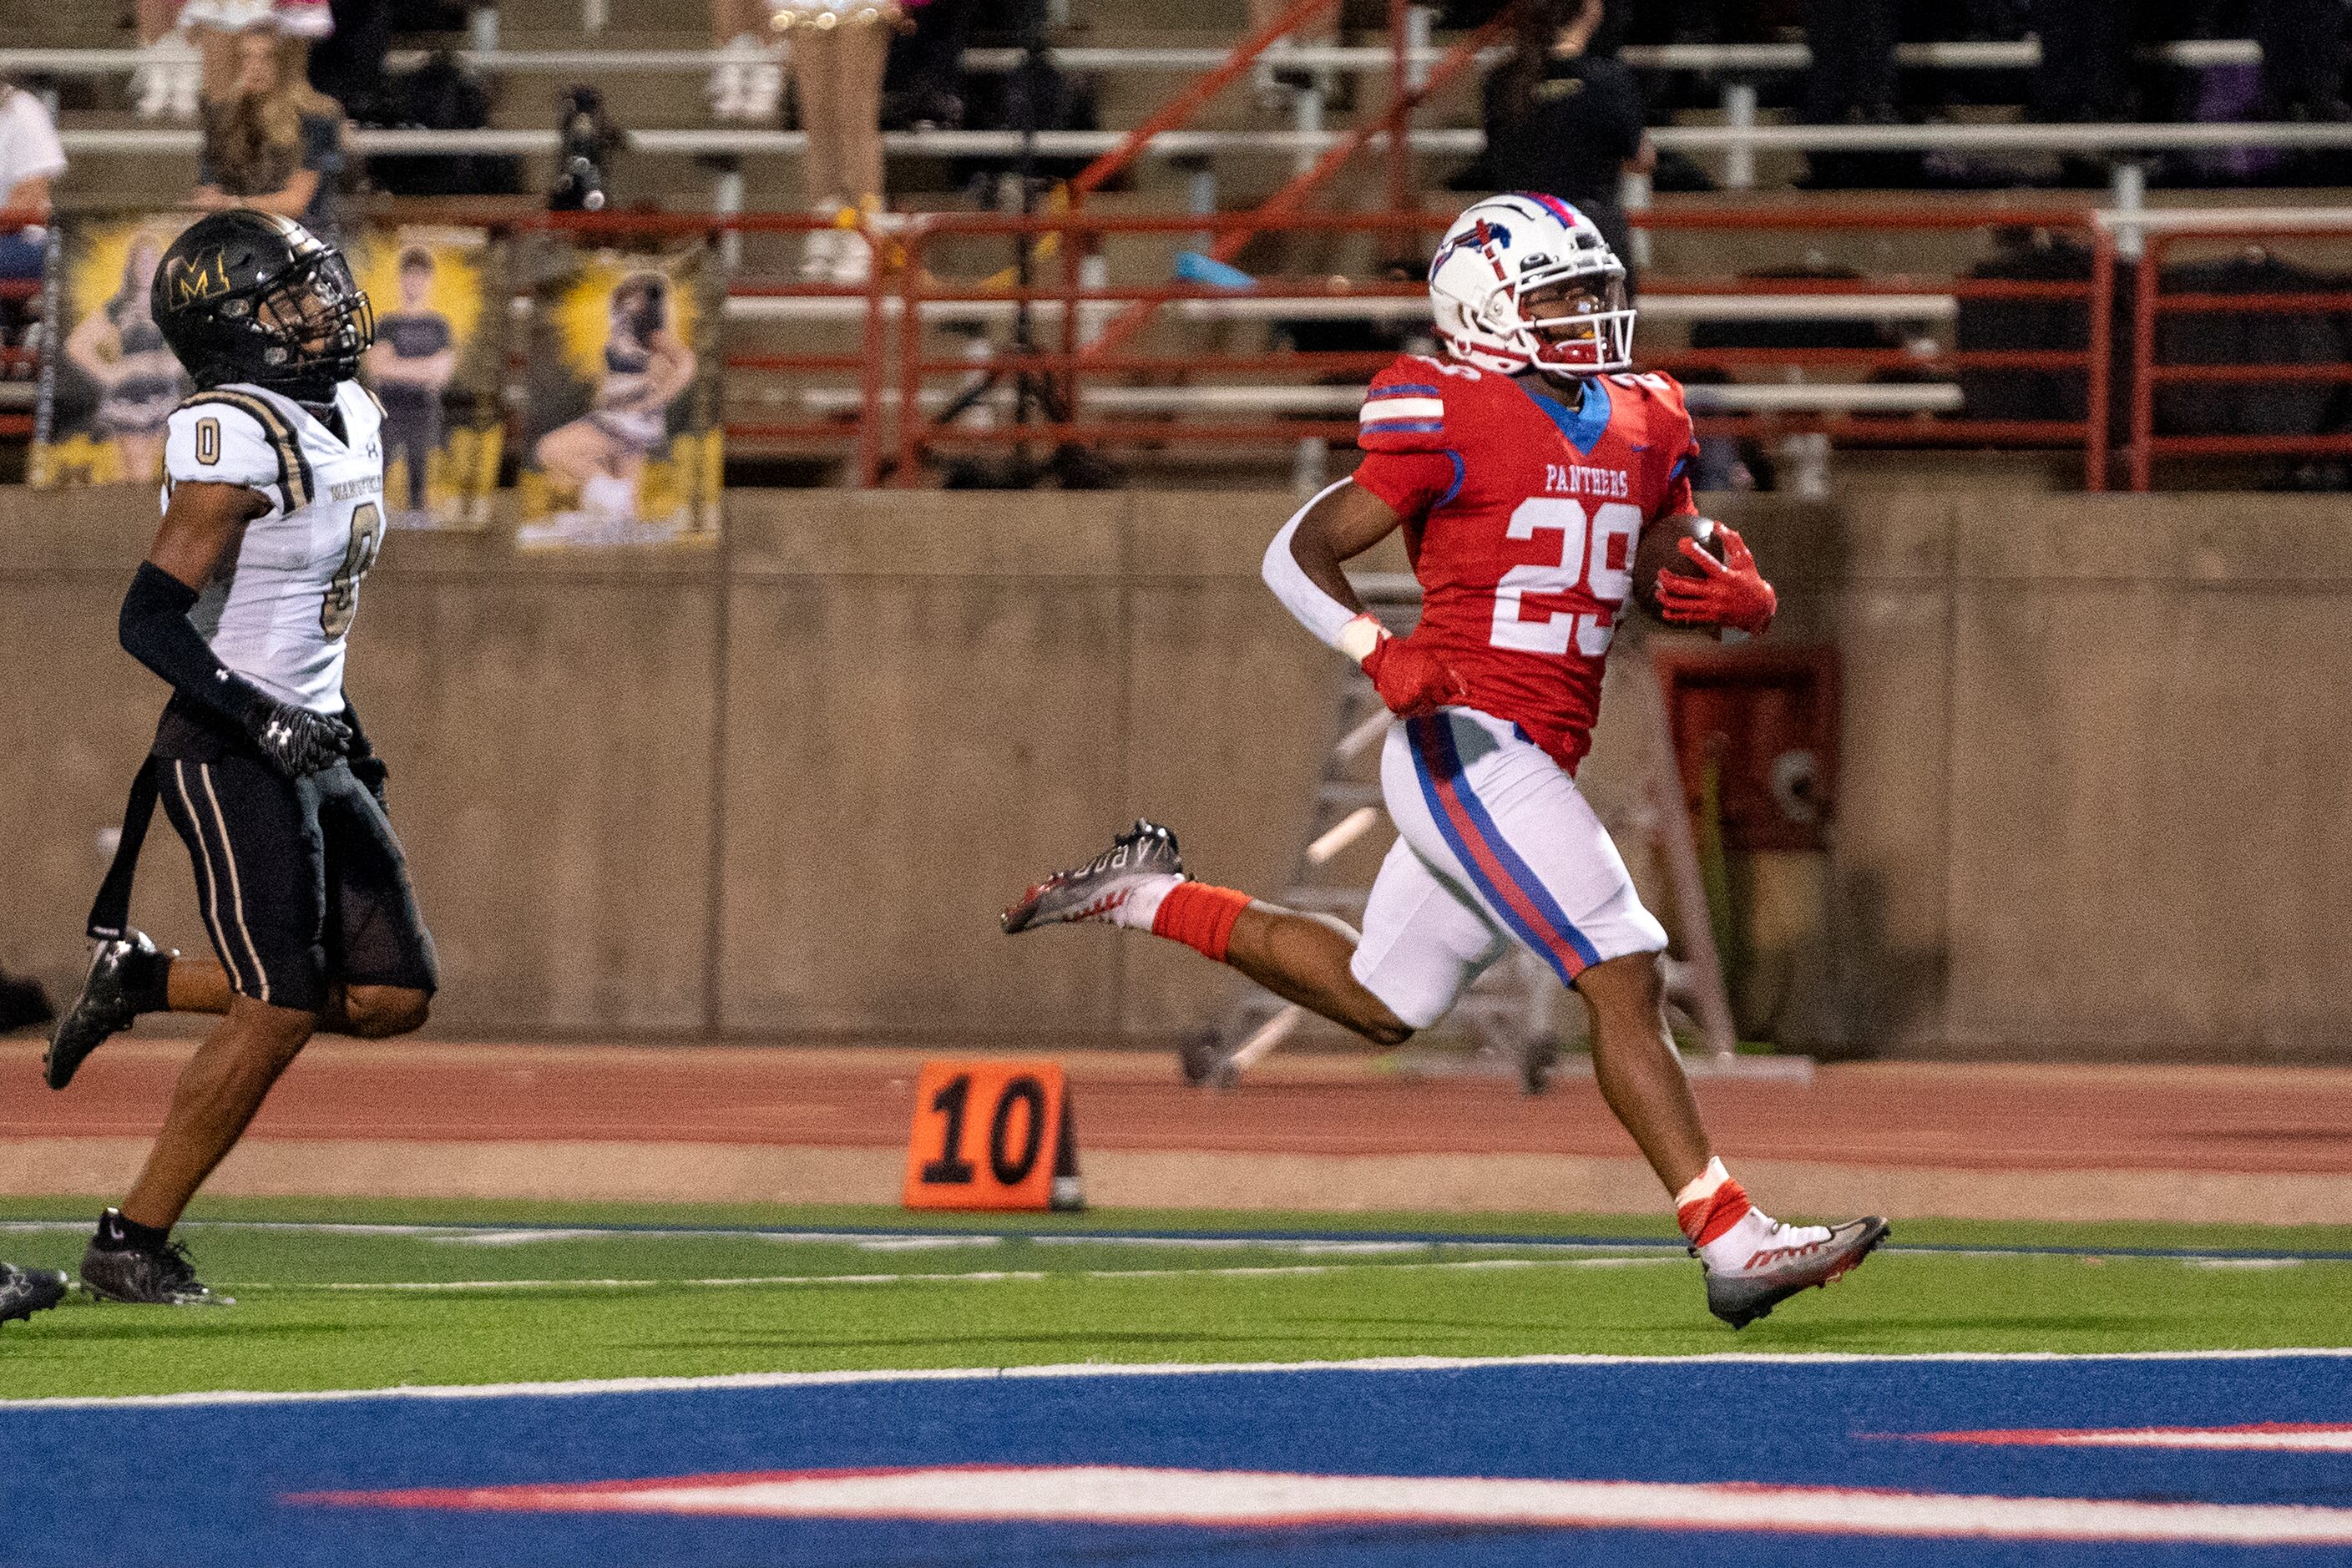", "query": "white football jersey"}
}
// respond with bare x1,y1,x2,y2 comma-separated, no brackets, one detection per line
160,380,387,714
